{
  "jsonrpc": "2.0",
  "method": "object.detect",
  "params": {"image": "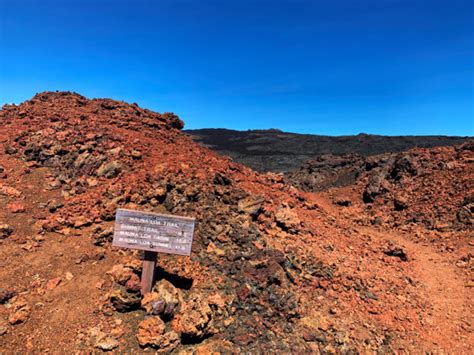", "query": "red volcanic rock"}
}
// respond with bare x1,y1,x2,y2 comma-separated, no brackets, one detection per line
45,277,62,290
137,317,179,350
171,294,215,339
8,298,31,325
0,224,13,239
124,274,141,293
7,202,26,213
107,264,134,285
0,184,21,197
